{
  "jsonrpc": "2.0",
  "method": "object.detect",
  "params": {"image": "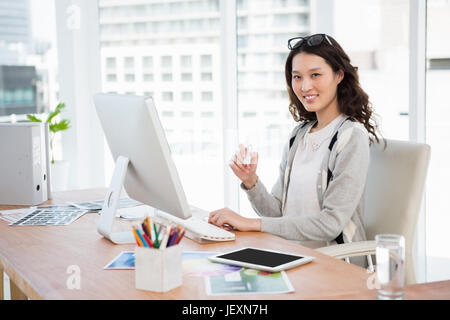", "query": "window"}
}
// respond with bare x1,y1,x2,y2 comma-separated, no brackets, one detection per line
162,91,173,101
425,0,450,282
142,56,153,68
0,0,58,119
181,73,192,81
237,35,248,49
162,73,172,81
200,54,212,67
332,0,409,140
161,55,172,68
124,73,135,82
181,91,193,101
201,111,214,118
102,0,224,210
99,1,223,211
143,73,154,81
162,111,174,117
237,17,248,29
106,74,117,82
237,1,298,217
181,111,194,117
124,57,134,68
180,55,192,67
242,111,256,117
106,57,116,68
201,72,213,81
201,91,213,101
